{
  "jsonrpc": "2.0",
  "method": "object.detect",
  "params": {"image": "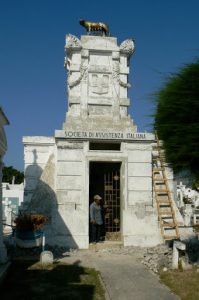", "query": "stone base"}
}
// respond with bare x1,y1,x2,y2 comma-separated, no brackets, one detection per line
123,235,163,247
46,232,163,249
46,234,89,249
15,237,42,248
179,226,196,241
